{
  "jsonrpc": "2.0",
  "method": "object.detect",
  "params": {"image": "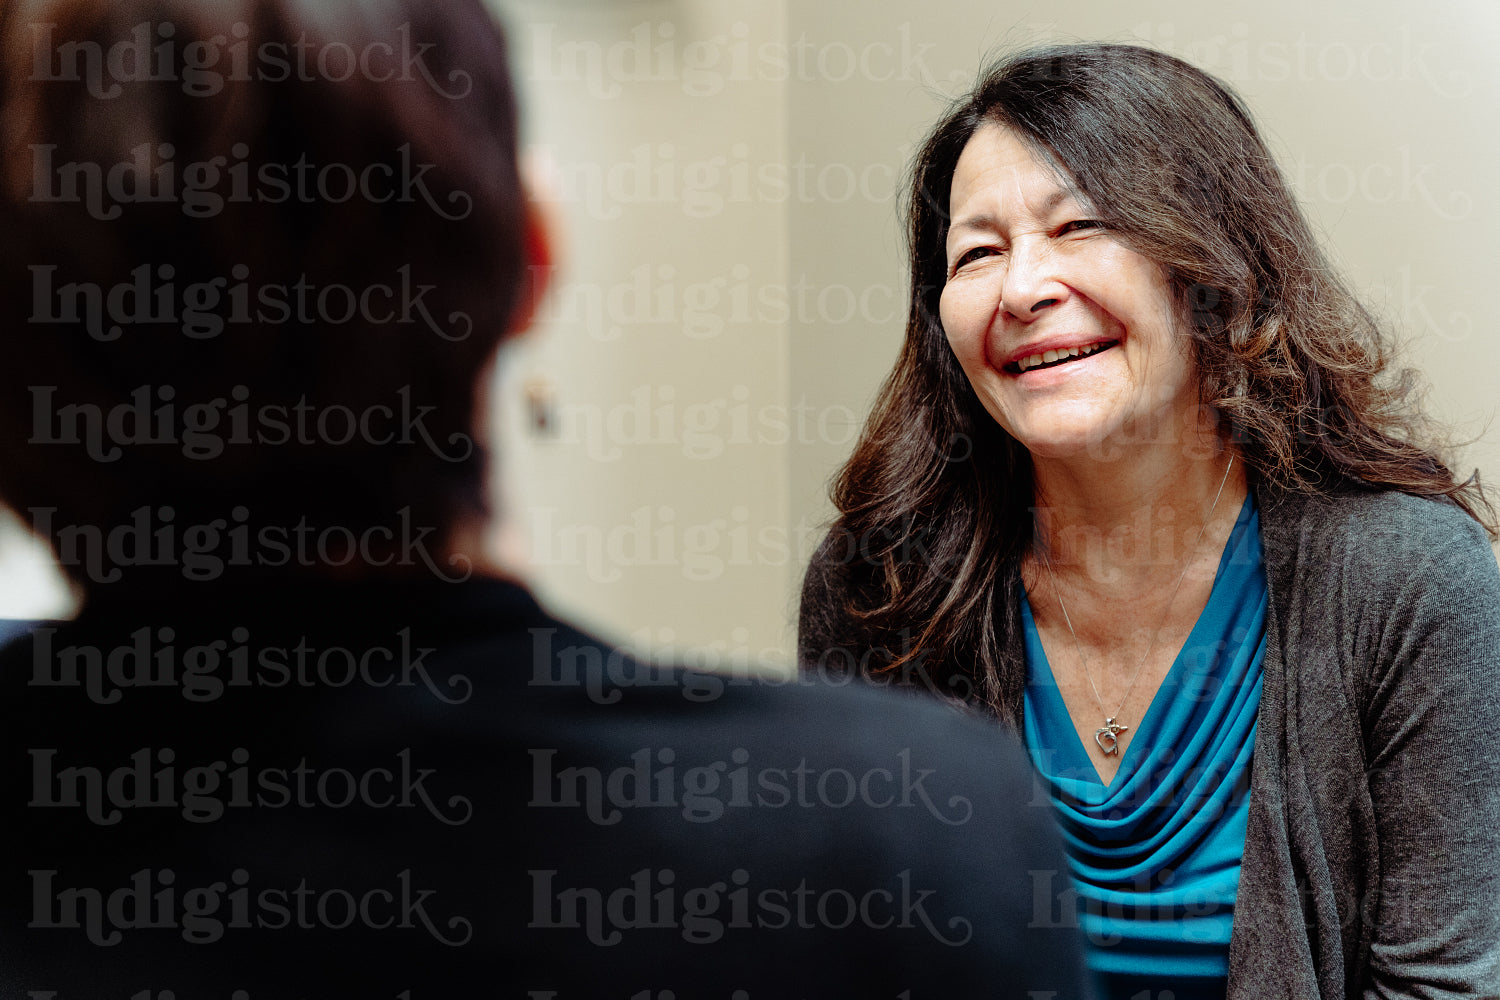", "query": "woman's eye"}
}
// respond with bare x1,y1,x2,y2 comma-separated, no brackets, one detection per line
953,246,998,270
1059,219,1104,235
